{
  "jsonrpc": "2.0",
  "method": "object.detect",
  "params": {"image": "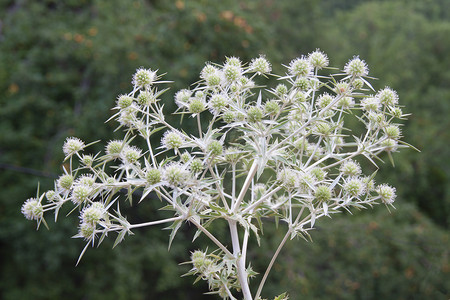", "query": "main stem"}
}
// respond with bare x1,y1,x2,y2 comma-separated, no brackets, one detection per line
229,220,253,300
